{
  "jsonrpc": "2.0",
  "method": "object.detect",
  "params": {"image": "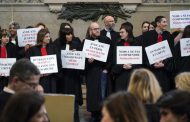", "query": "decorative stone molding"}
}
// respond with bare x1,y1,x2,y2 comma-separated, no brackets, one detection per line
44,0,142,13
48,4,62,13
122,4,138,13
